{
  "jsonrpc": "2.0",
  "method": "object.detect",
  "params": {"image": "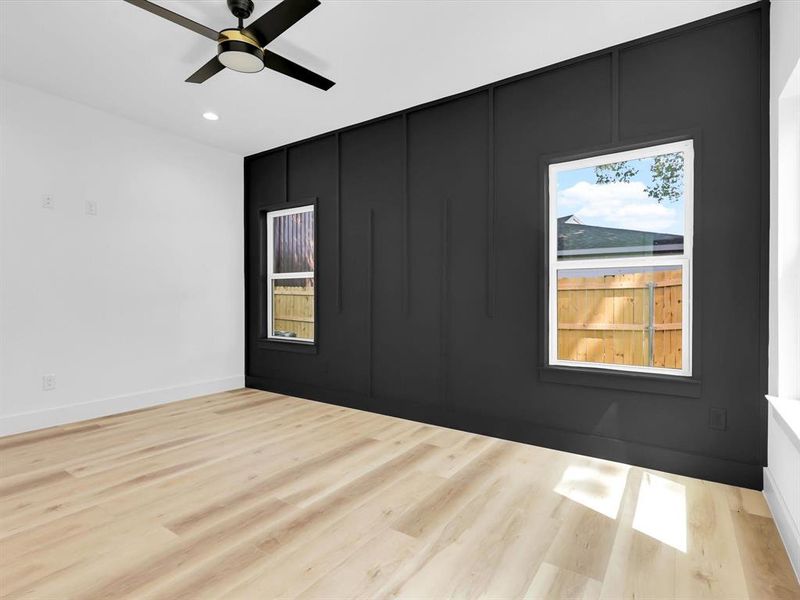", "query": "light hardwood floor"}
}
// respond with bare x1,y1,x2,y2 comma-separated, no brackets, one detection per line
1,388,798,599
